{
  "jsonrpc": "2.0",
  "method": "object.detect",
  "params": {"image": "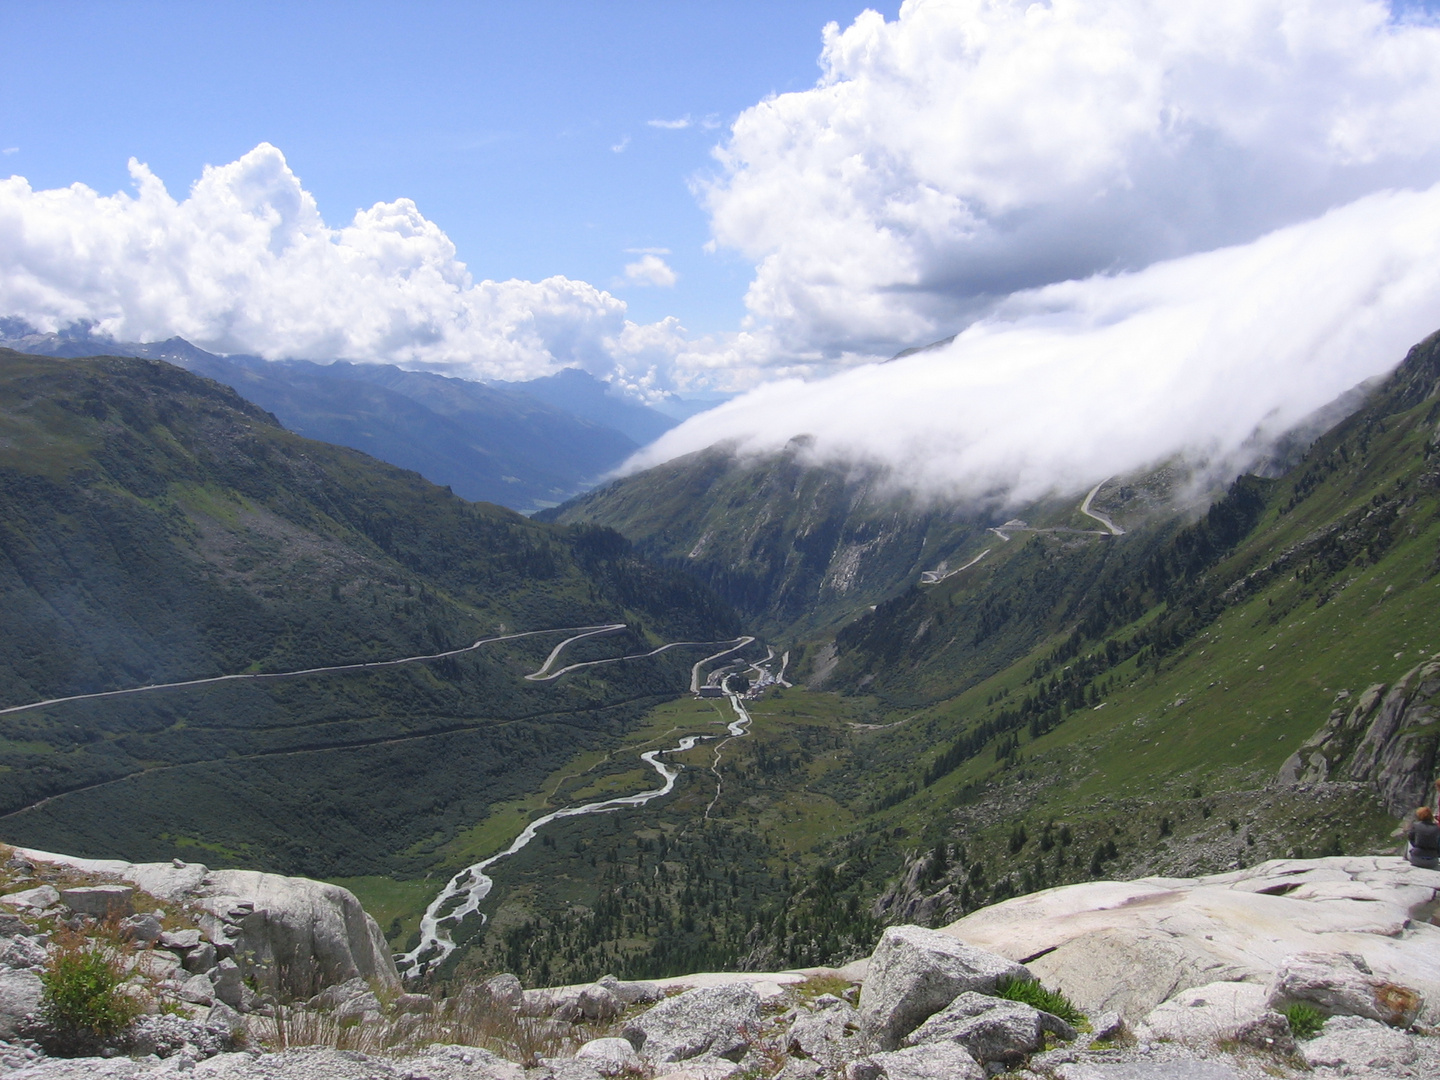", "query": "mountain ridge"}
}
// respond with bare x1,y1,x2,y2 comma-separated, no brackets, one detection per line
0,320,677,512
